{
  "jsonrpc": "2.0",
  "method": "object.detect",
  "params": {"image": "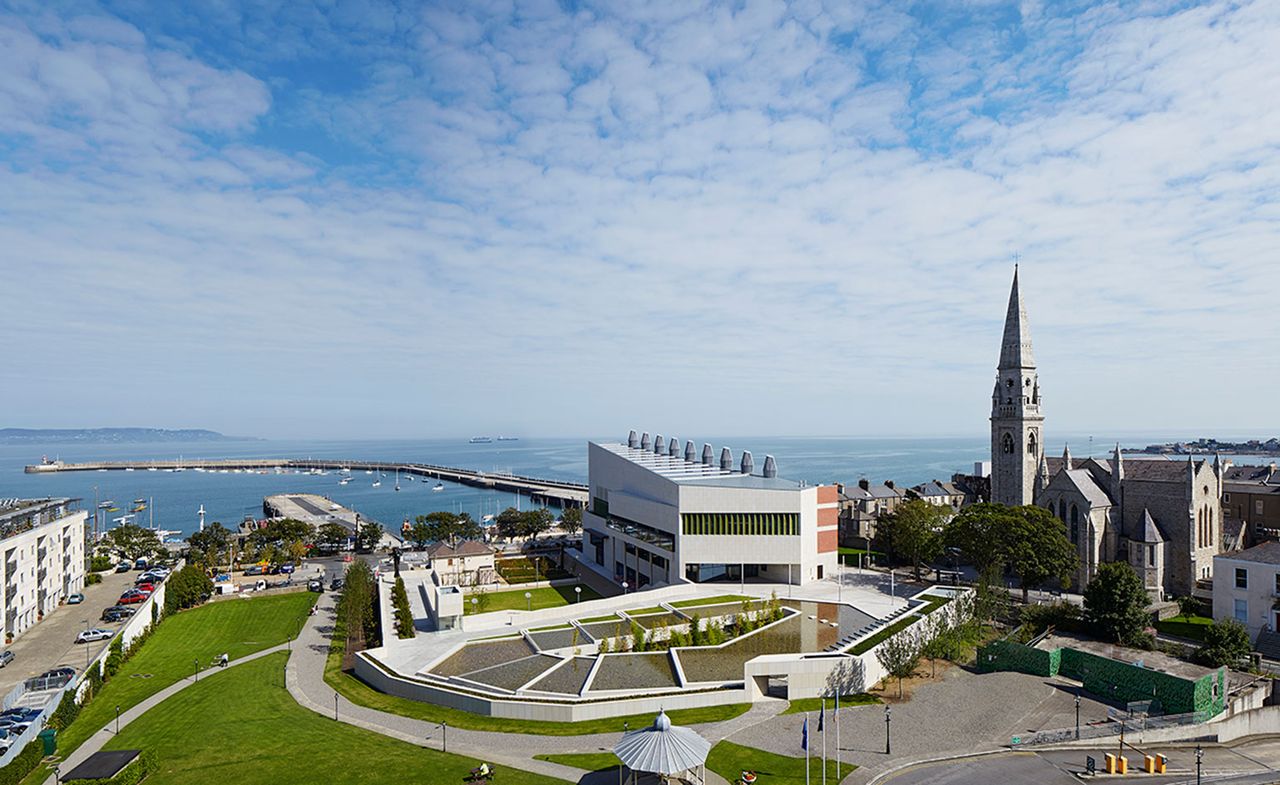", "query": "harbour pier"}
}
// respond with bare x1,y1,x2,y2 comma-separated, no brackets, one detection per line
24,458,588,508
